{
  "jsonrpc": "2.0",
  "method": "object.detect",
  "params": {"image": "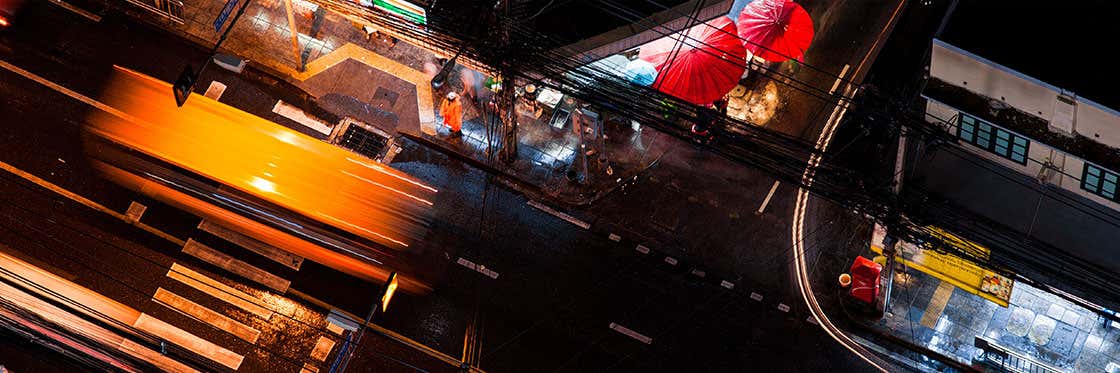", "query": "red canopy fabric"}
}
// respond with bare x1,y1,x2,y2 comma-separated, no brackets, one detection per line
737,0,814,62
638,16,747,106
